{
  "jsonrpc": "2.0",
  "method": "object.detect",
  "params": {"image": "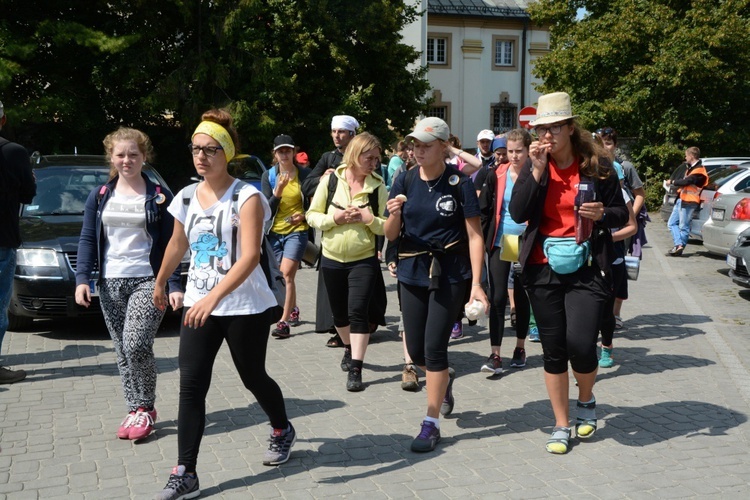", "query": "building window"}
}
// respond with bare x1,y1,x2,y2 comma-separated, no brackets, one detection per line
495,40,513,66
426,33,452,69
492,105,517,134
492,36,519,71
428,106,447,121
427,38,447,64
427,90,451,128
